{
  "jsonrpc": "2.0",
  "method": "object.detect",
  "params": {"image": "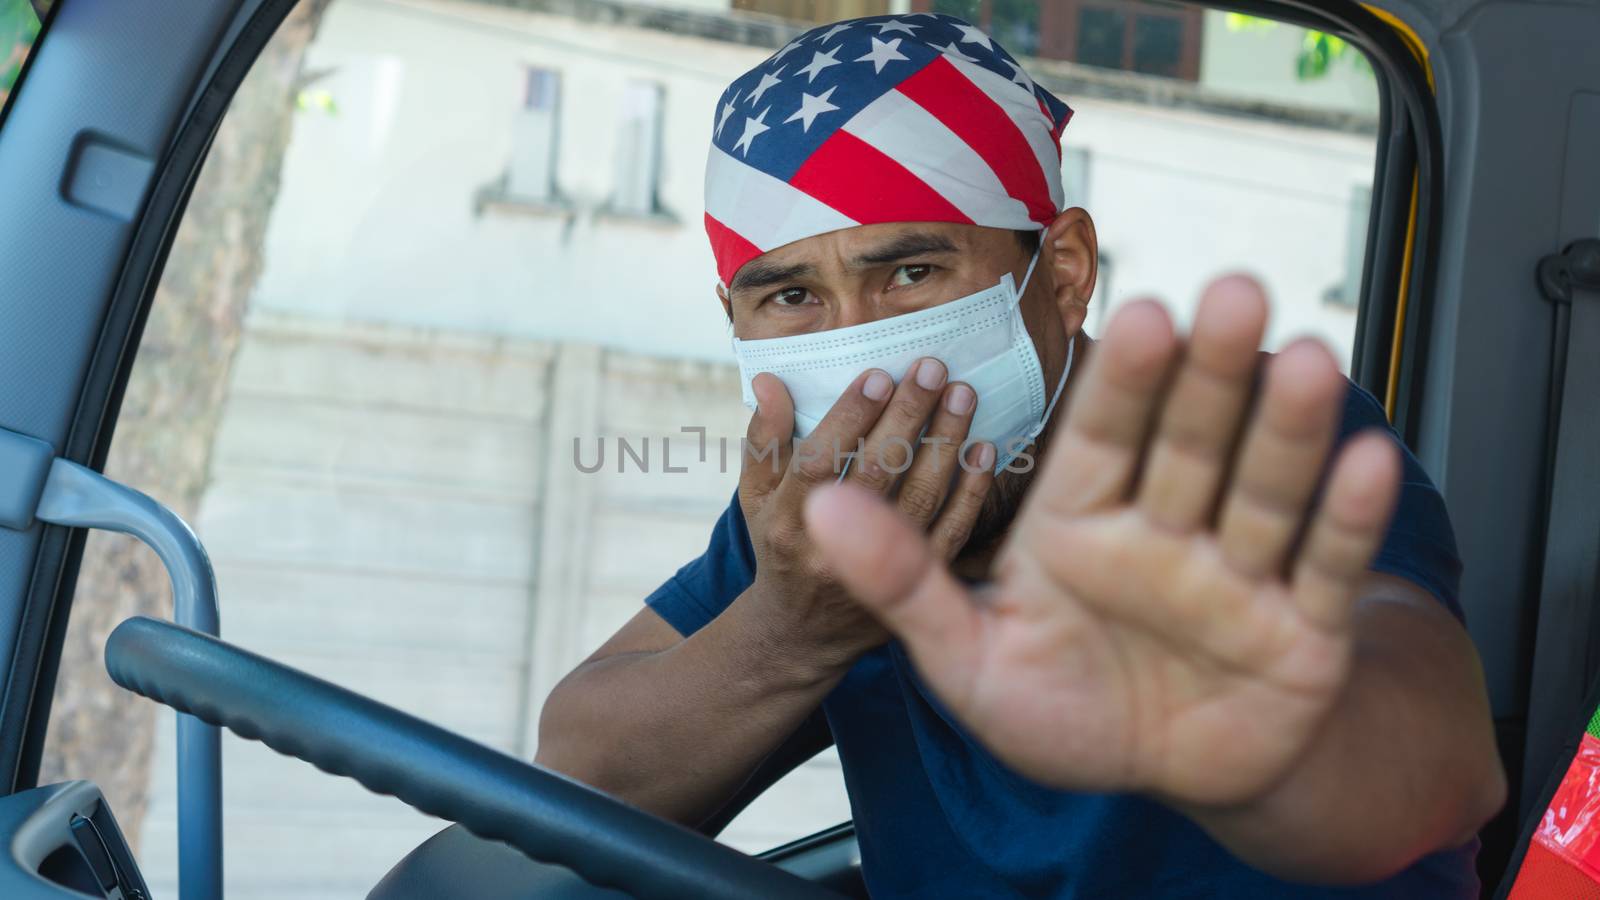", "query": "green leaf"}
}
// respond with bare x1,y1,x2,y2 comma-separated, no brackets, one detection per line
1296,31,1332,80
294,87,339,116
1225,14,1373,83
1,0,42,96
1224,13,1278,33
